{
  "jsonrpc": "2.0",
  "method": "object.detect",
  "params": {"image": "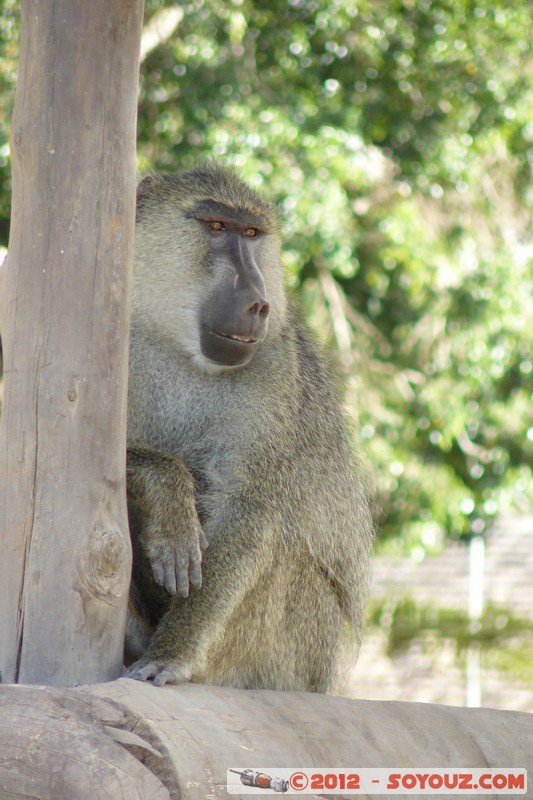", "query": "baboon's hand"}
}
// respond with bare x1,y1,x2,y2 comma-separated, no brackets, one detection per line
127,445,208,597
125,658,192,687
147,522,209,598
